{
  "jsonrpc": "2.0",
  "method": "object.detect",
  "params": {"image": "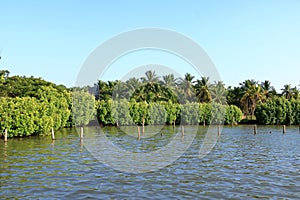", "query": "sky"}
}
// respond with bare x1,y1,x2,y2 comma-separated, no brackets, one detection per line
0,0,300,91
